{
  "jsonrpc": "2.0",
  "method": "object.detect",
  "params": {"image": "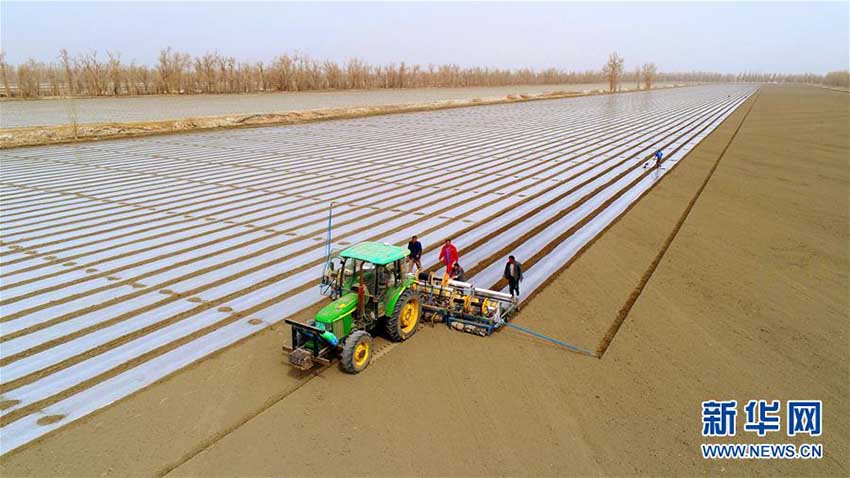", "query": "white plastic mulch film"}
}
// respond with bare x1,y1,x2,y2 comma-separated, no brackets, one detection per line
0,84,757,454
